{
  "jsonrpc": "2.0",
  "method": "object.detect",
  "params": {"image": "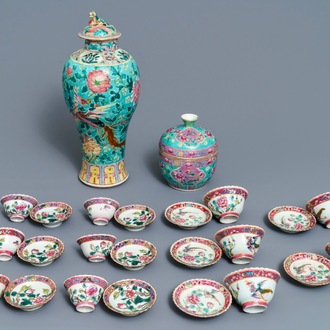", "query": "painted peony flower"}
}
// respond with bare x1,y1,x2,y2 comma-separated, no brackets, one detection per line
125,290,136,299
33,296,45,304
14,204,27,211
187,293,200,305
86,286,98,296
132,78,140,104
217,197,228,209
87,70,111,94
183,255,195,262
46,250,56,257
82,138,101,158
66,66,73,76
